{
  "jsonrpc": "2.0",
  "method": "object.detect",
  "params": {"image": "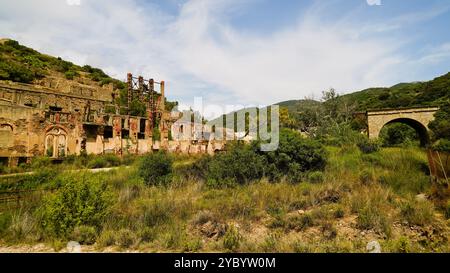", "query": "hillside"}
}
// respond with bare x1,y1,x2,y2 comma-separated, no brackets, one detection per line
0,38,124,90
277,73,450,116
0,39,177,114
340,73,450,111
